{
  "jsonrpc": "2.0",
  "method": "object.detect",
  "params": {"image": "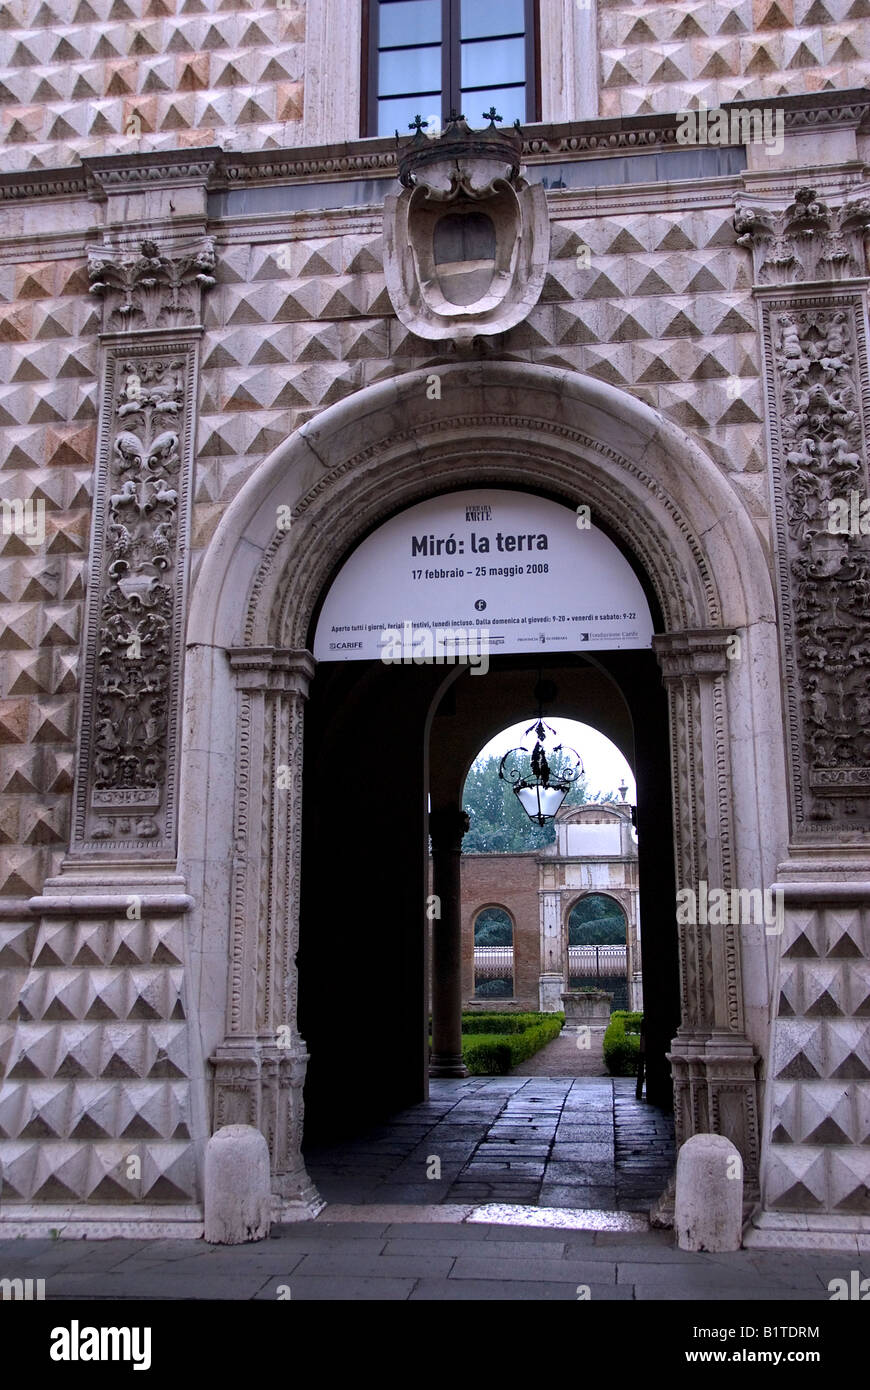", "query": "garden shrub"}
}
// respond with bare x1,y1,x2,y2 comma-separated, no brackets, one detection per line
463,1015,564,1074
461,1011,564,1035
603,1010,643,1076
